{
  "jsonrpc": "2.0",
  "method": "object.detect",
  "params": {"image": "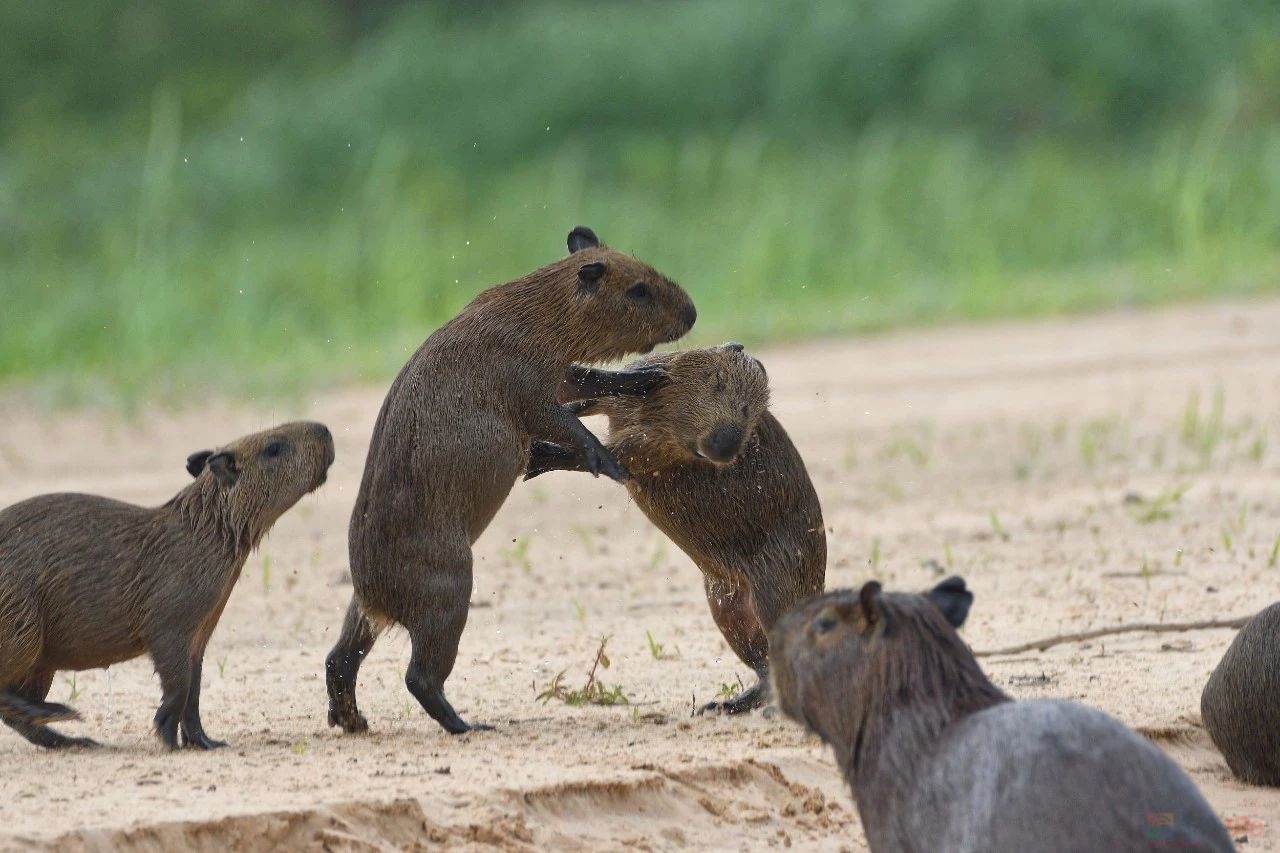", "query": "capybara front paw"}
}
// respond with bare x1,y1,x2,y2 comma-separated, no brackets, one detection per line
585,445,629,482
328,704,369,734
